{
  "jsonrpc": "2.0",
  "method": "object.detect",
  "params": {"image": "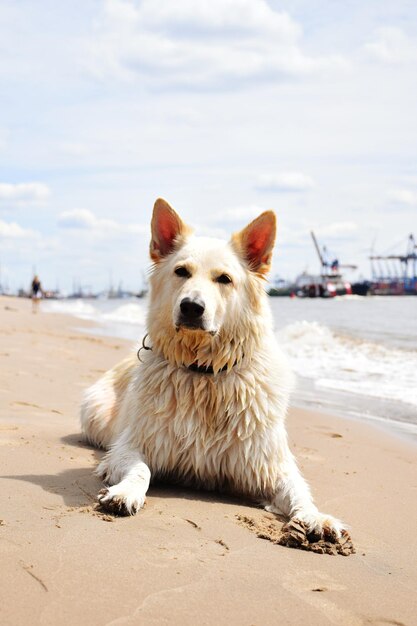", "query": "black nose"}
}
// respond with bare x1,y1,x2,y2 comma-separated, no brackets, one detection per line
180,297,205,320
